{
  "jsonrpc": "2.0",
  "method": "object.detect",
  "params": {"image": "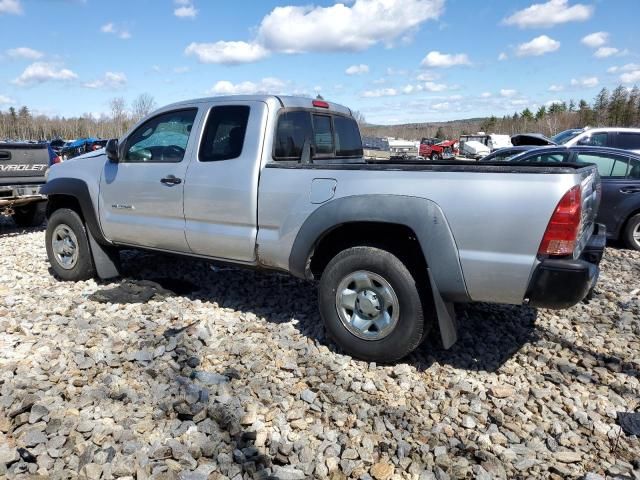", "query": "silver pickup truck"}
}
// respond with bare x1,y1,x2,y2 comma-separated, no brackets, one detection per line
42,95,606,362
